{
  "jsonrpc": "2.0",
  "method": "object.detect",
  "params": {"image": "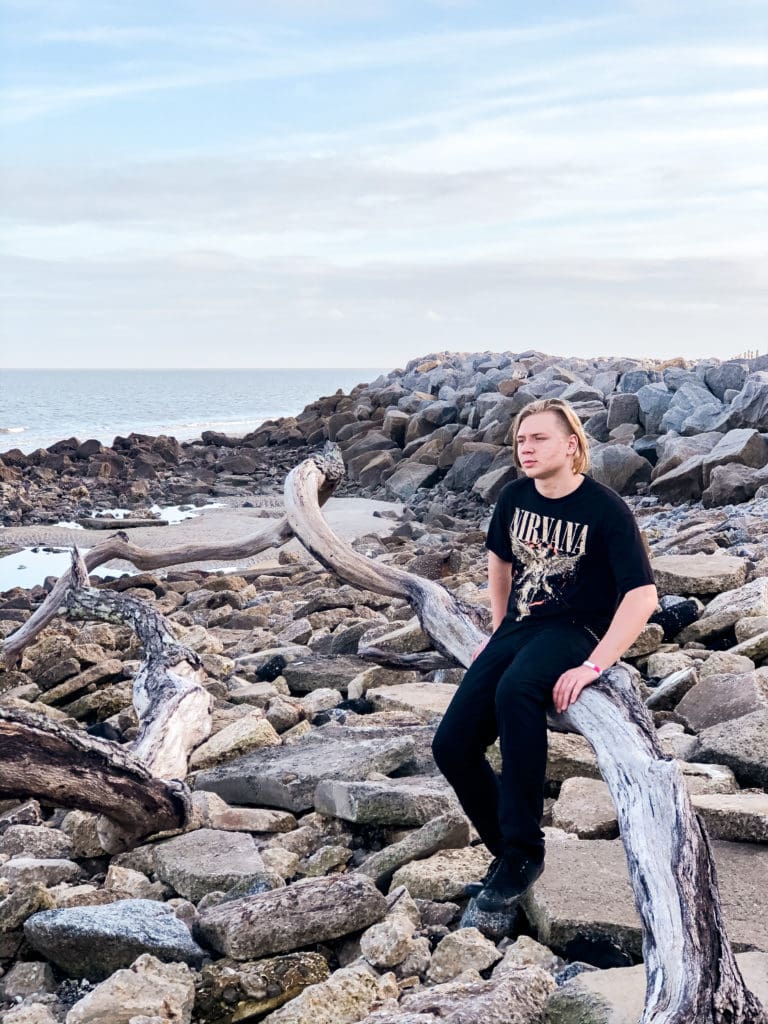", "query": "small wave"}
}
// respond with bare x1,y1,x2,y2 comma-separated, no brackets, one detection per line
0,426,26,435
